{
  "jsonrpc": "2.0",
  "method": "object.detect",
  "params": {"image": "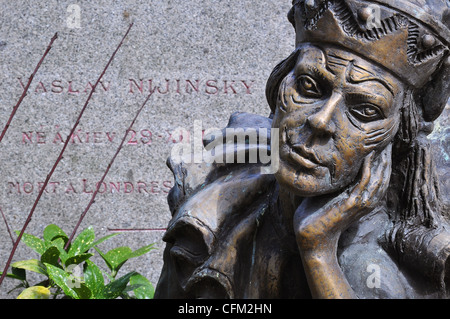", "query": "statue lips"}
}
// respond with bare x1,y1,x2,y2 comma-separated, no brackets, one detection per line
282,127,325,171
288,142,322,170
